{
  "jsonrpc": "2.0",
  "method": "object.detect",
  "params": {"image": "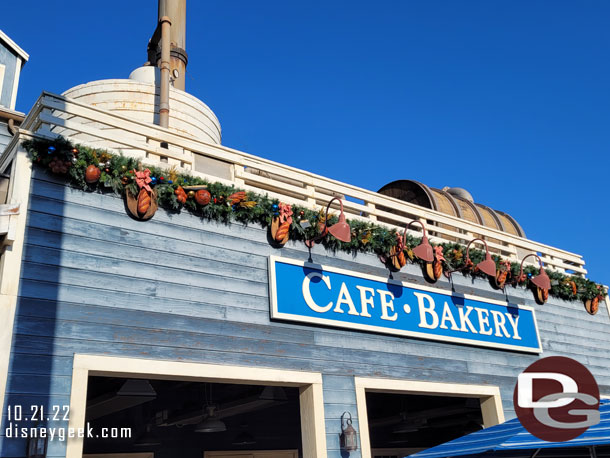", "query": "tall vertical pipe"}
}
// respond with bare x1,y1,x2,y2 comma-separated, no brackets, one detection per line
159,0,187,91
159,15,172,129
